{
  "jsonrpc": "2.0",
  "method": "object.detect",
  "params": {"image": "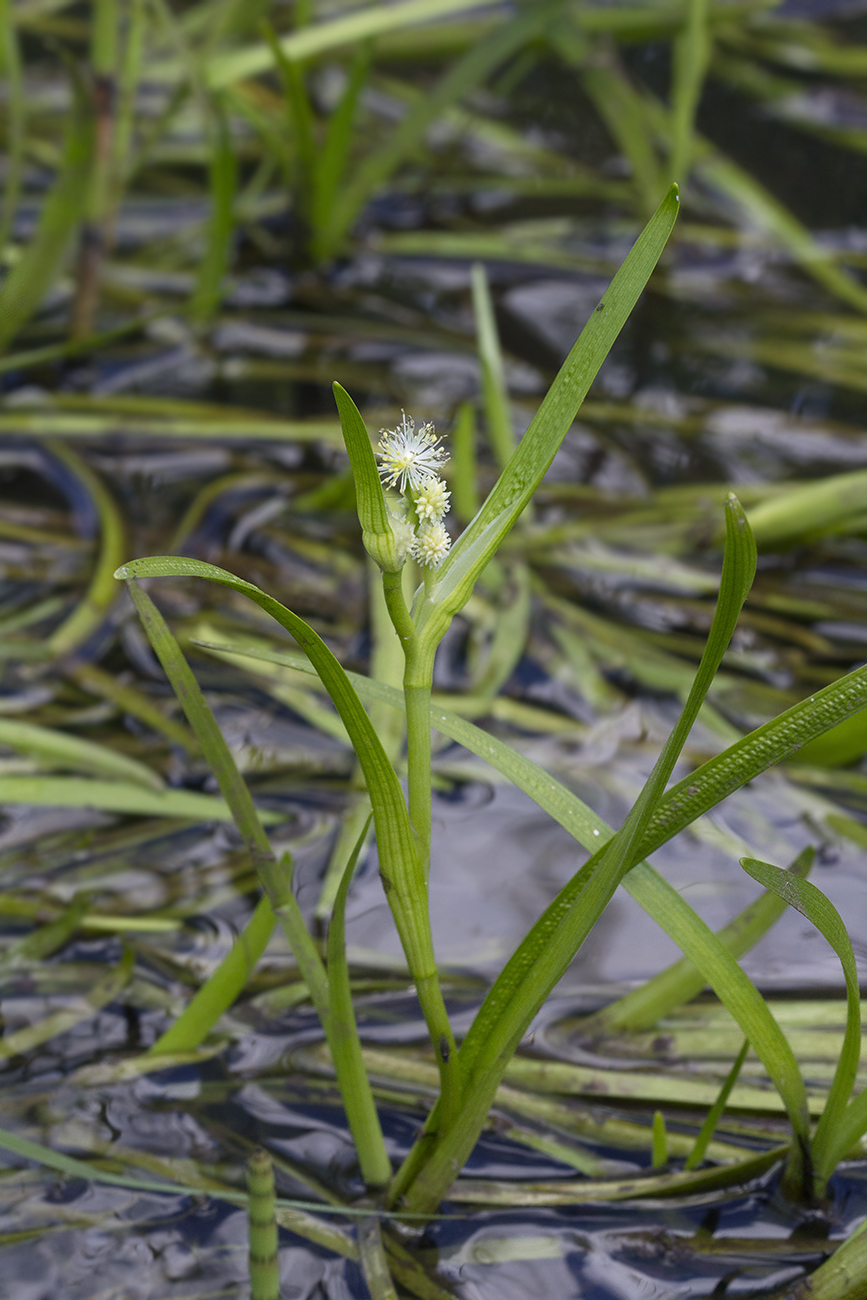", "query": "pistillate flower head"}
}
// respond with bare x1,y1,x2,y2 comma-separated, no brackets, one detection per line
415,478,451,523
377,414,448,494
411,521,451,568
